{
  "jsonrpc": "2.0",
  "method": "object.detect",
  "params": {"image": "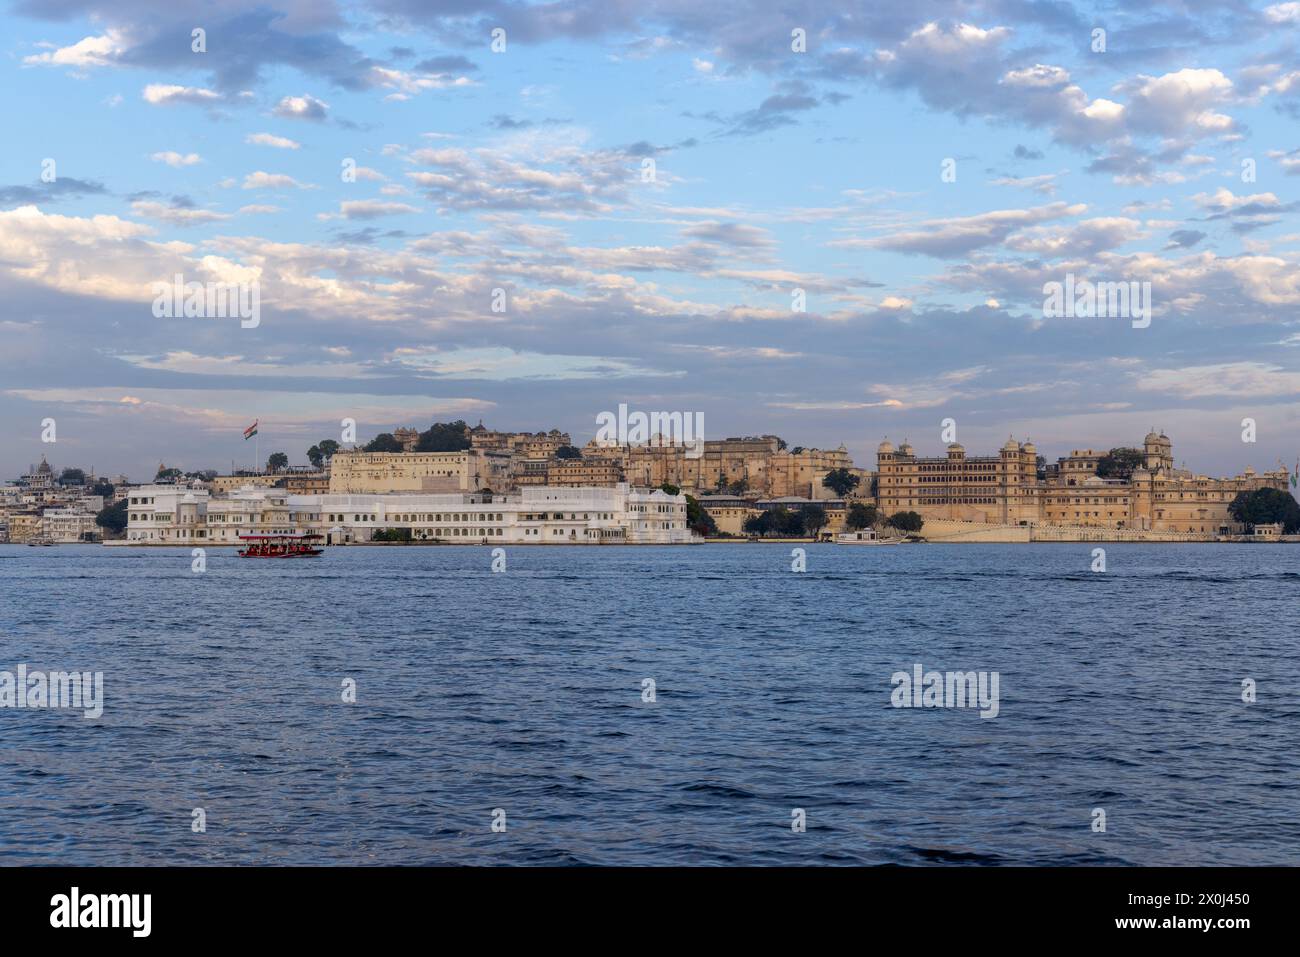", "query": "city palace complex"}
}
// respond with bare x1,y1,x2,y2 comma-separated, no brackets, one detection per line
1,421,1291,545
